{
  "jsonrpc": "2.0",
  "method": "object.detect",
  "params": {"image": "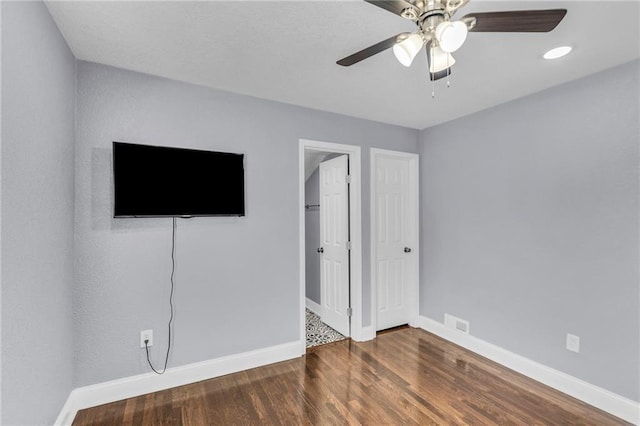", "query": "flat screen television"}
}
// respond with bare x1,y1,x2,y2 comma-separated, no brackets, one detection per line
113,142,245,217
